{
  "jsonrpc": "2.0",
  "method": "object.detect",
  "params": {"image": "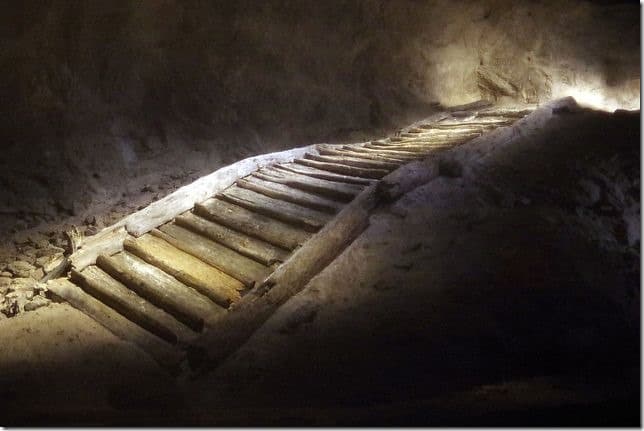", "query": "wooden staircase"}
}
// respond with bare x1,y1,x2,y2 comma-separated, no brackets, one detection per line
46,105,533,371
